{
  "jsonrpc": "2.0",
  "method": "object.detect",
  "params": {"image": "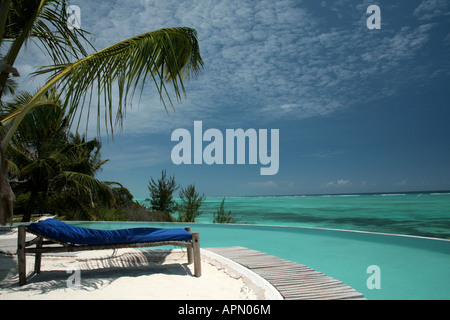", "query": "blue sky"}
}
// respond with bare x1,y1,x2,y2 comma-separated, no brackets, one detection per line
15,0,450,198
